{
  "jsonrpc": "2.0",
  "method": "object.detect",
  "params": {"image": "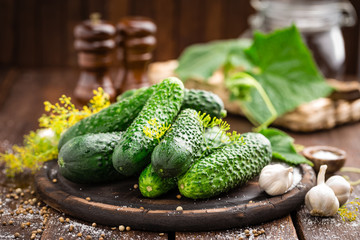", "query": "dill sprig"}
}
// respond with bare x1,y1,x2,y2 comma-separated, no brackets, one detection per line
338,198,360,222
197,112,244,159
197,111,243,145
143,118,171,142
0,88,110,177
